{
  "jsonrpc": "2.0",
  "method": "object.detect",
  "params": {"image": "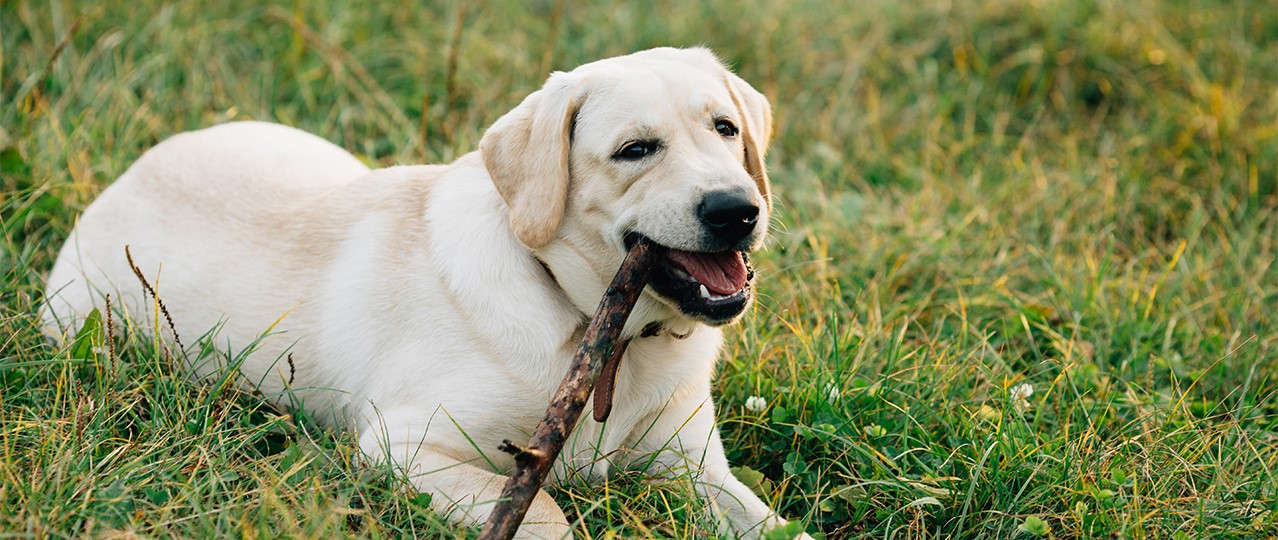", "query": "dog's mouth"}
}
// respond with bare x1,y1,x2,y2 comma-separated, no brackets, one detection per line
626,234,754,324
